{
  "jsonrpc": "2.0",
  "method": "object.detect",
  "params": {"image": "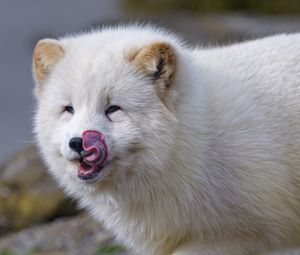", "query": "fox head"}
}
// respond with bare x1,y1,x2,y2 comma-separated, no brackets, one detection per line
33,26,183,192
